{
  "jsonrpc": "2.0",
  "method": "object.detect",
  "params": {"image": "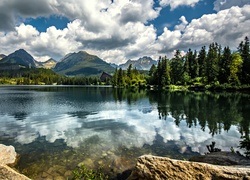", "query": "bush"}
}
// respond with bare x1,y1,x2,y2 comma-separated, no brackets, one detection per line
239,135,250,158
71,164,108,180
